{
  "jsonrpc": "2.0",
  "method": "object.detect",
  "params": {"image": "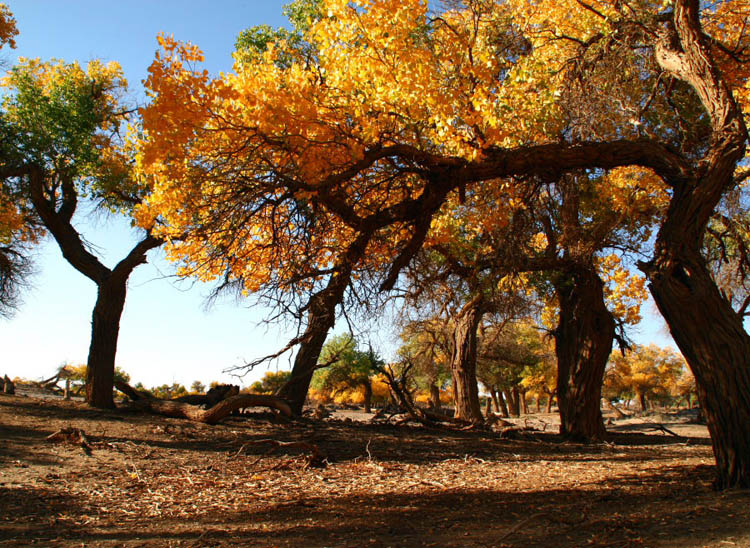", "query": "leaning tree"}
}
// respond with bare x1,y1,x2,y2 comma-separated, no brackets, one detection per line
136,0,749,486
